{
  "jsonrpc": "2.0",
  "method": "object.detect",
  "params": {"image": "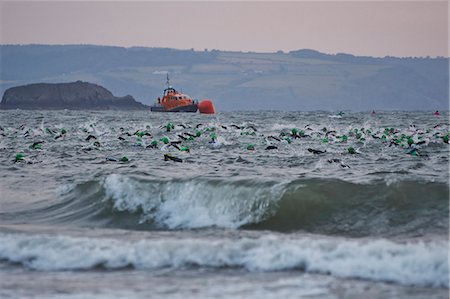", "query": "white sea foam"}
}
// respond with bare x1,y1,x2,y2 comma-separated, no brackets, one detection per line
103,174,282,228
0,232,447,287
